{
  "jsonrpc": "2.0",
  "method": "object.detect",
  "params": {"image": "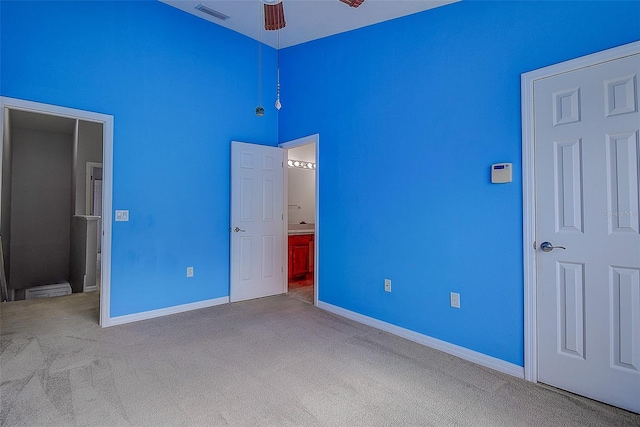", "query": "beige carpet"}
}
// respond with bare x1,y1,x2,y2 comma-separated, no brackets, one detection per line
287,284,314,304
1,292,638,426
